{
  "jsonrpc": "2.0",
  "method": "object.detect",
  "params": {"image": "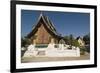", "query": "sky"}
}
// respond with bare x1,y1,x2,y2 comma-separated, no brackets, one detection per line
21,10,90,38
